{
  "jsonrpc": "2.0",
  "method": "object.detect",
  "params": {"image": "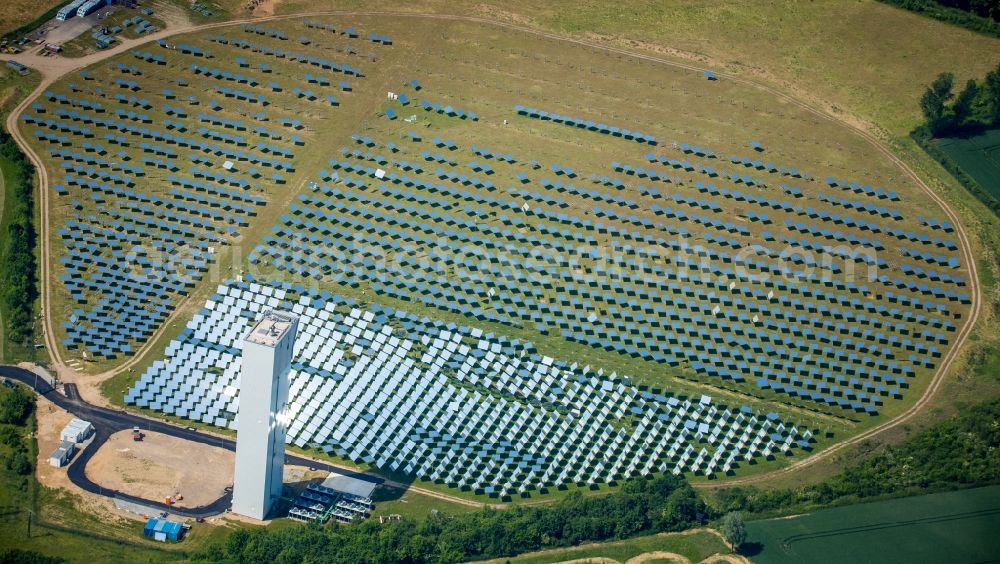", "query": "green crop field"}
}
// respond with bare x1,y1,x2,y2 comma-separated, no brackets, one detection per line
480,529,731,563
746,486,1000,564
935,129,1000,205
